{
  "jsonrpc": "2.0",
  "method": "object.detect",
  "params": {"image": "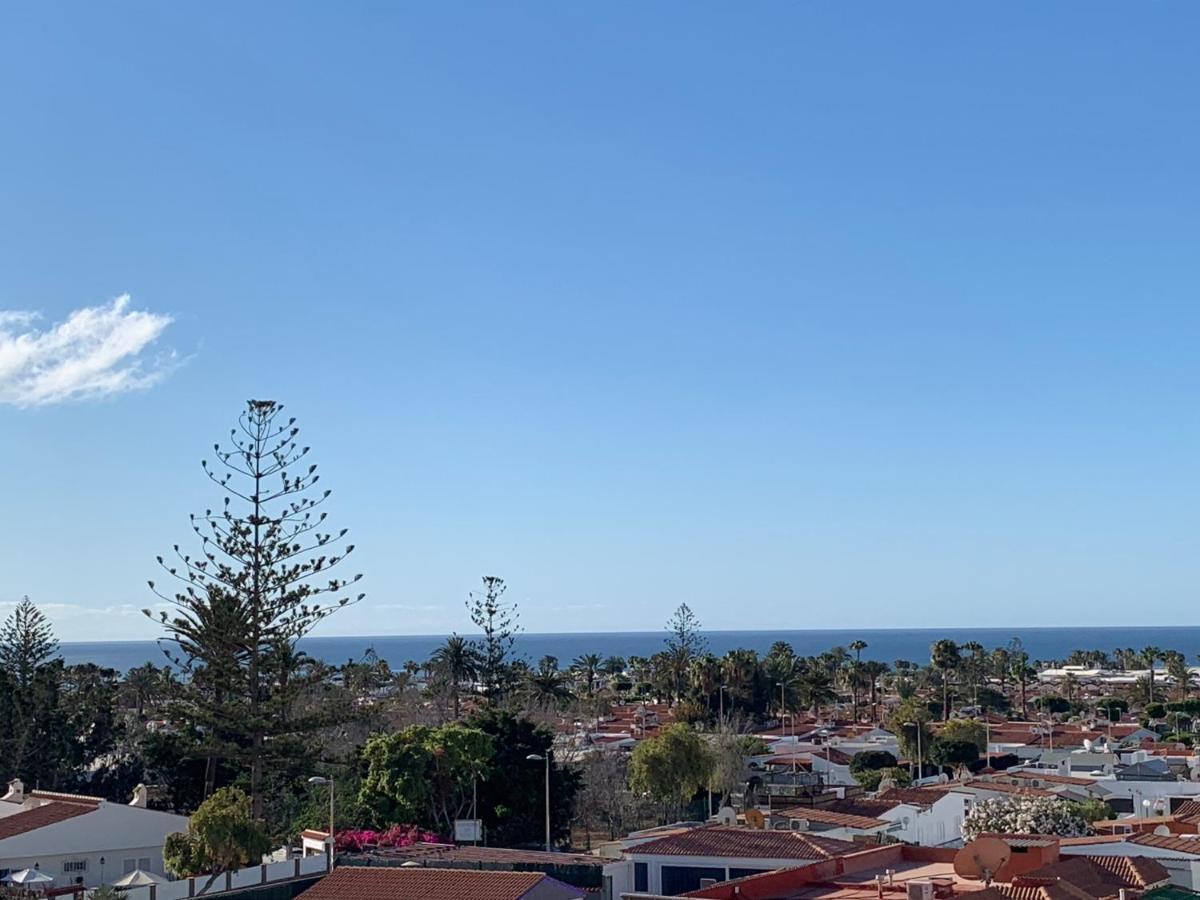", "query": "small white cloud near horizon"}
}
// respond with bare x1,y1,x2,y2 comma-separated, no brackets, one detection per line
0,294,175,406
